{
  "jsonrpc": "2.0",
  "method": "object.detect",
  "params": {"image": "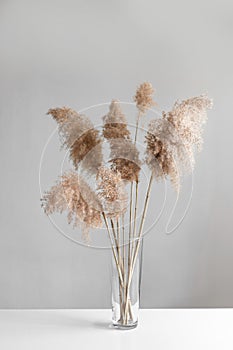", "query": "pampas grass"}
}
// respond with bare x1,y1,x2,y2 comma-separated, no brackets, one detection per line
47,107,102,172
42,83,212,326
41,171,102,242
